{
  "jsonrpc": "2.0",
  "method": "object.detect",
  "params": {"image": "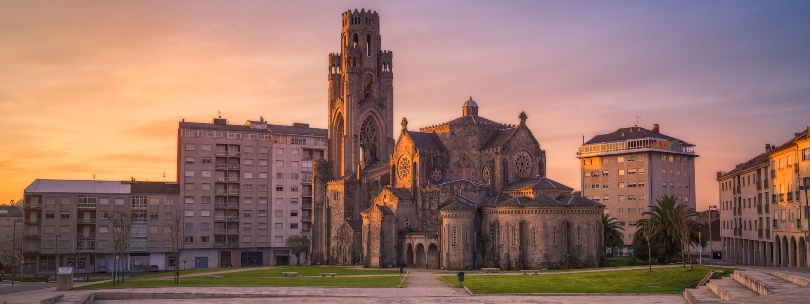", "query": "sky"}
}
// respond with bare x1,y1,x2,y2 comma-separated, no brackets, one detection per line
1,0,809,211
